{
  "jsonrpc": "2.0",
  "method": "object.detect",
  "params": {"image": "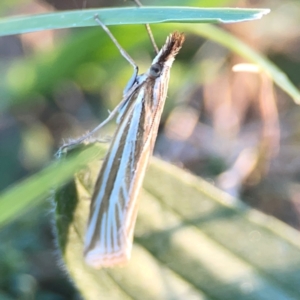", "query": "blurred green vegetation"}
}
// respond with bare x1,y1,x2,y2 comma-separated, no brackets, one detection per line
1,0,300,299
